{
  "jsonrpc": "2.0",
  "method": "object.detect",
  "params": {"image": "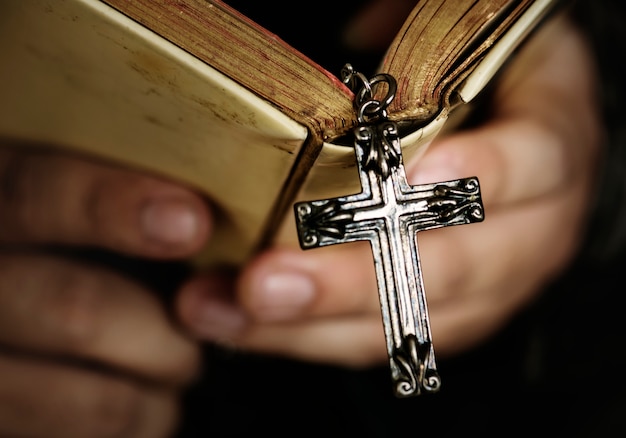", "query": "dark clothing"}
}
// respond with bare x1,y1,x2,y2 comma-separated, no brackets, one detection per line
177,1,626,436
